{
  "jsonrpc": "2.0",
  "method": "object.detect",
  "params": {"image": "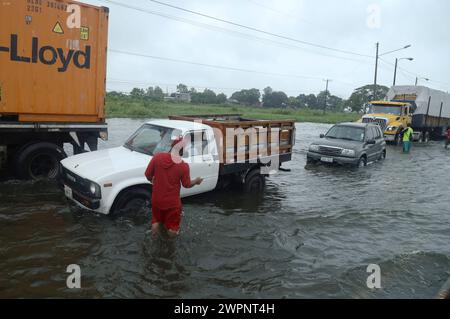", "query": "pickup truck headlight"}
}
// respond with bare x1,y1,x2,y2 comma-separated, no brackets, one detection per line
309,145,320,152
89,182,101,198
341,149,356,157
